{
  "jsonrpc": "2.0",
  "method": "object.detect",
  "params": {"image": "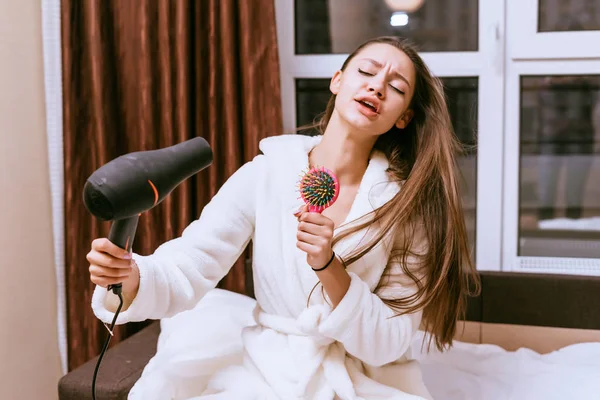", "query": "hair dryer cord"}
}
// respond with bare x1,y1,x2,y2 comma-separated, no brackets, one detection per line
92,290,124,400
